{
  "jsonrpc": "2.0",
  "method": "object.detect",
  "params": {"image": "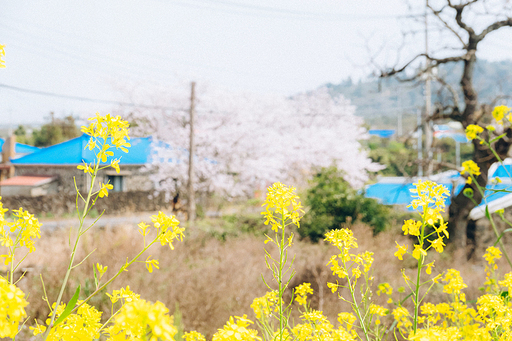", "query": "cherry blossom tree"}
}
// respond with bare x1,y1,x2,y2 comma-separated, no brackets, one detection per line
122,84,382,200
